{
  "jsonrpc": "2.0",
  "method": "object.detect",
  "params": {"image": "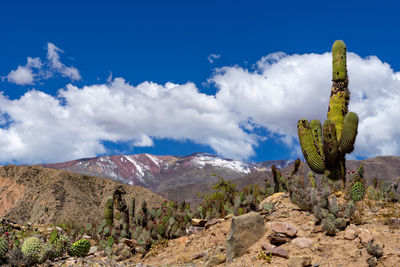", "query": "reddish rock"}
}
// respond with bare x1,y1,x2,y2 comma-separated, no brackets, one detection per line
268,233,292,245
261,243,289,259
205,218,223,229
192,218,207,227
359,232,374,245
344,224,360,240
270,222,297,237
312,225,323,233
